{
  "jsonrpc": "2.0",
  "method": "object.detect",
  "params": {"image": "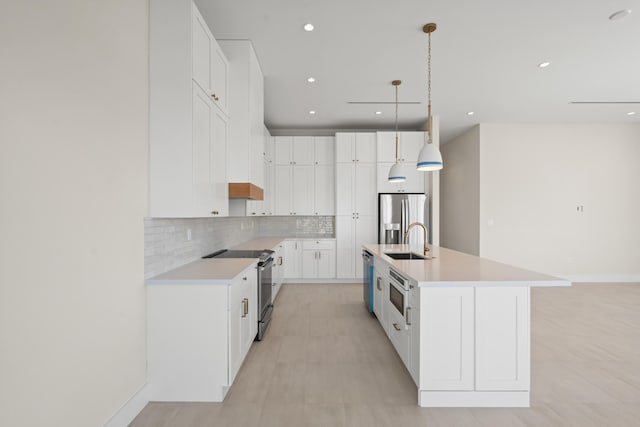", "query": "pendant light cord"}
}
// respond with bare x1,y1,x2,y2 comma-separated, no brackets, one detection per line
395,82,399,162
427,29,432,145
